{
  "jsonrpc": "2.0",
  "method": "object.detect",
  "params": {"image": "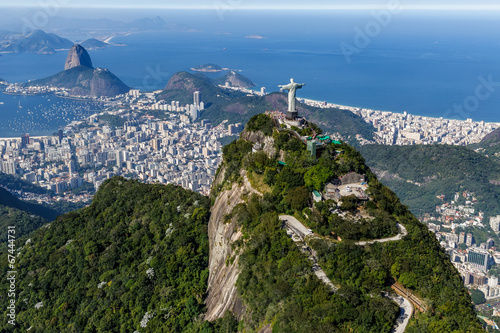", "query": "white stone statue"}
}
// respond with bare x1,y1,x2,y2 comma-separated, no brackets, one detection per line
279,78,305,112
